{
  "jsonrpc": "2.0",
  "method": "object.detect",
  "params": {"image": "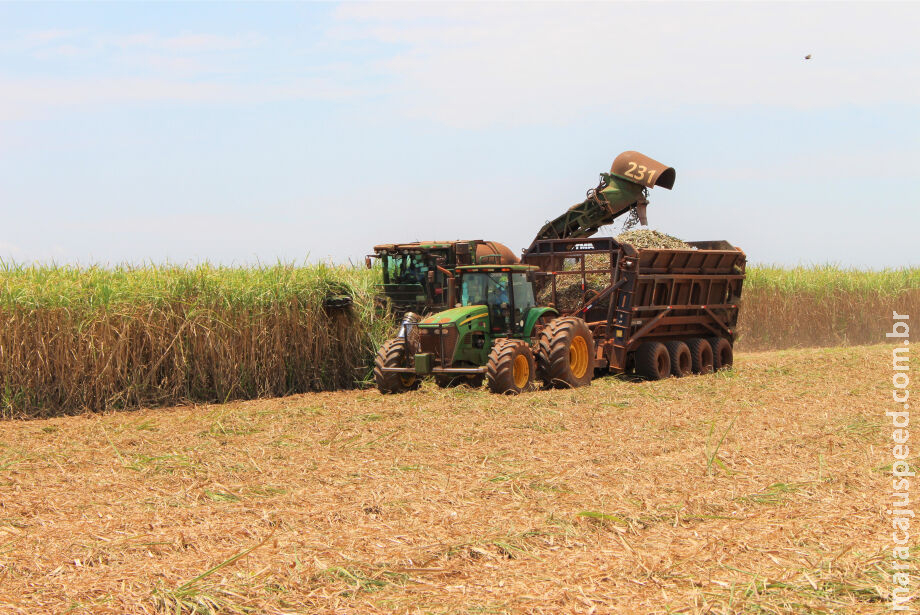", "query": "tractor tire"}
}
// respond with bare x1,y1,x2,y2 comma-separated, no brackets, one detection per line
686,338,714,374
486,339,535,395
374,338,420,394
435,373,484,389
708,337,734,371
536,317,595,389
665,340,692,377
636,341,671,380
